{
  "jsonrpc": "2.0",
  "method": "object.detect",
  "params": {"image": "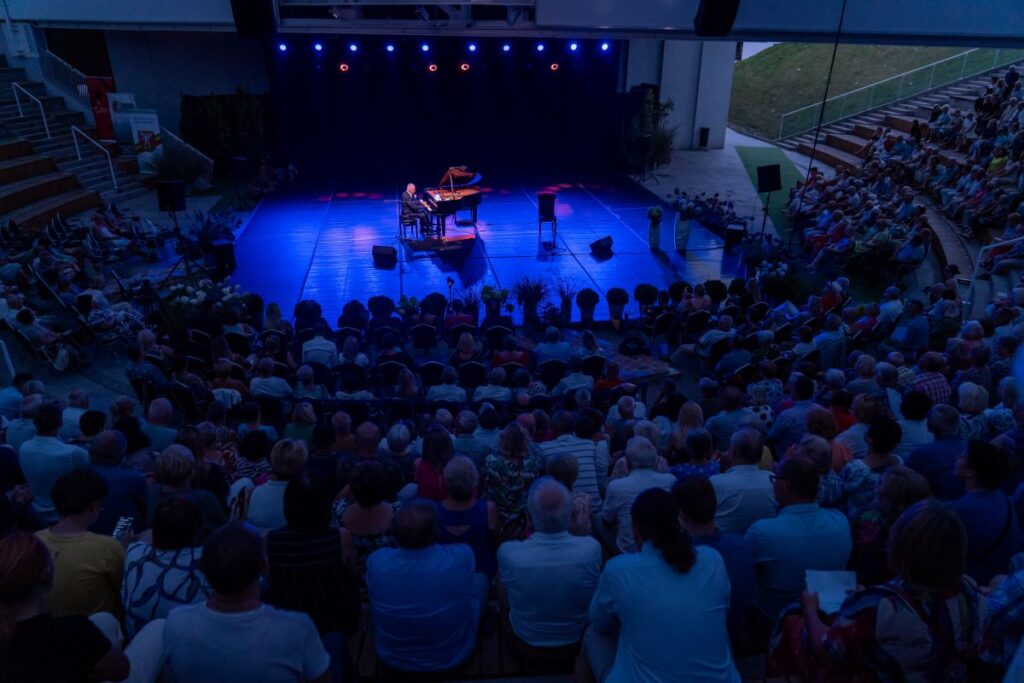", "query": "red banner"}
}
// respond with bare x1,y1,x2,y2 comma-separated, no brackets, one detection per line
85,77,116,140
